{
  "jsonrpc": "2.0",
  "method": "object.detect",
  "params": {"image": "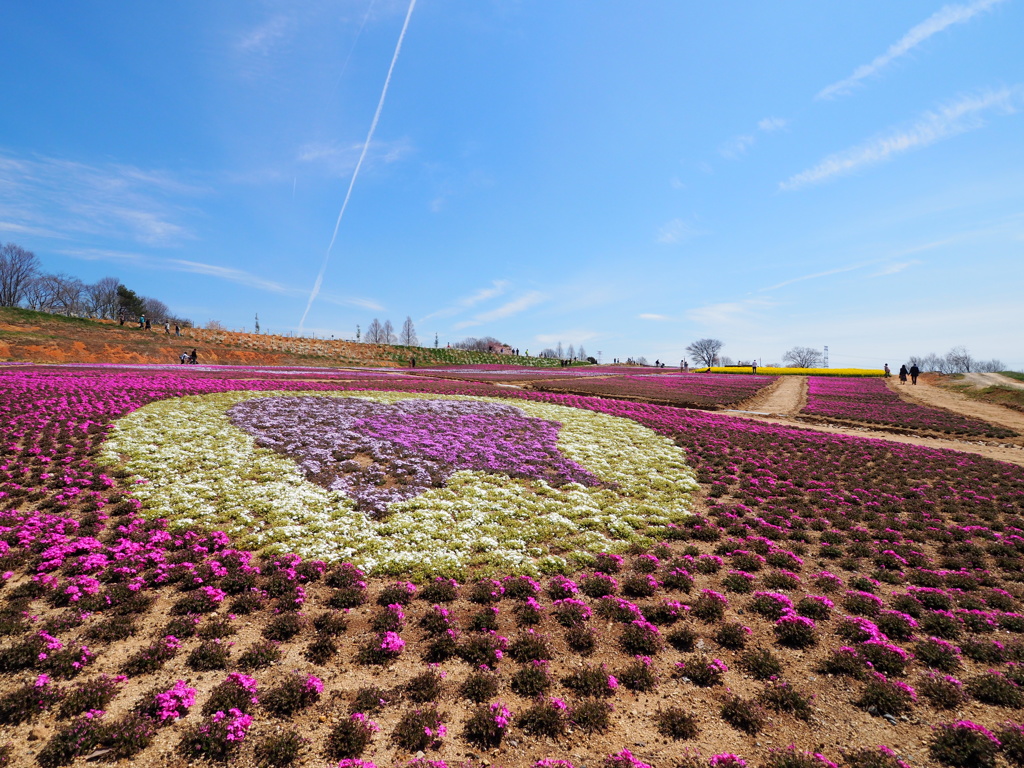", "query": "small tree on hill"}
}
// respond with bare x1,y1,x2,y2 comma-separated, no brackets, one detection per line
783,346,822,368
383,319,397,345
117,285,146,318
685,338,723,369
400,316,418,346
365,319,383,343
0,242,40,307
